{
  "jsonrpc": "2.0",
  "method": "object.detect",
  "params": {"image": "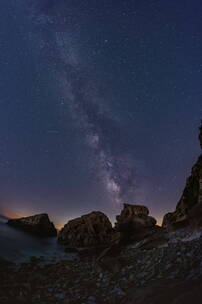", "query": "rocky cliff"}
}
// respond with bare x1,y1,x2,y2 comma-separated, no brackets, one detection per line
7,213,57,237
163,122,202,230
